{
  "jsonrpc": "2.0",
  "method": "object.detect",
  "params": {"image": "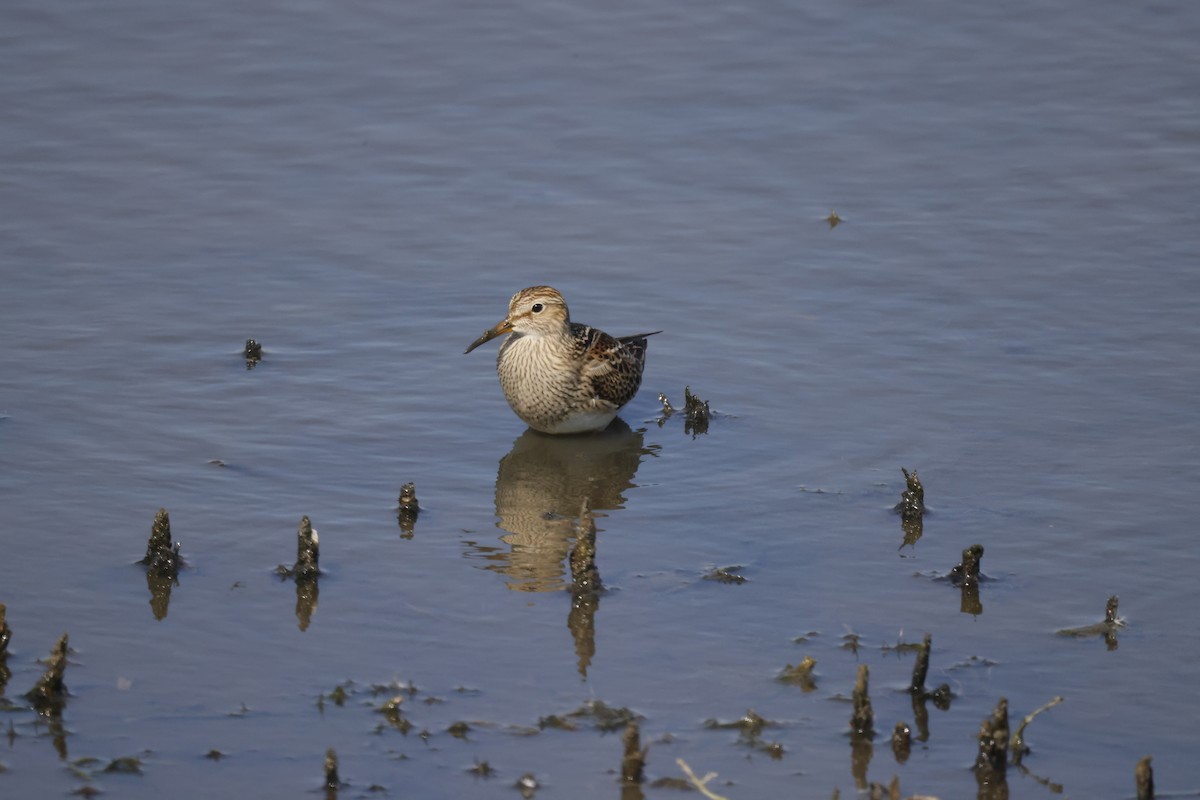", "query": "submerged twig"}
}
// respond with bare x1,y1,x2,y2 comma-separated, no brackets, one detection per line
676,758,730,800
1010,696,1064,765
